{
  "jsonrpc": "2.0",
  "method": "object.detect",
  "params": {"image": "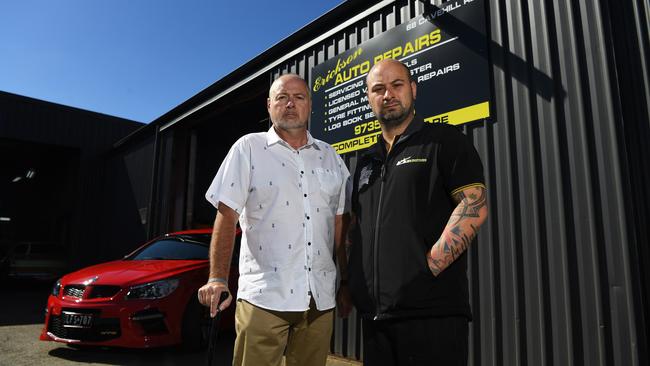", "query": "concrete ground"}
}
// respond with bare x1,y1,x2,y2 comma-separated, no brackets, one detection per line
0,323,235,366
